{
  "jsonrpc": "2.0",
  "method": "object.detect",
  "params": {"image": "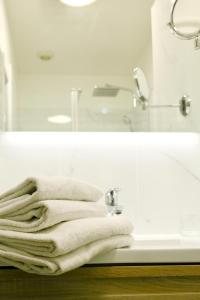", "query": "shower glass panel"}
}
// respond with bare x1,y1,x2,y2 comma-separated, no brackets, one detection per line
78,83,150,132
15,78,150,132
